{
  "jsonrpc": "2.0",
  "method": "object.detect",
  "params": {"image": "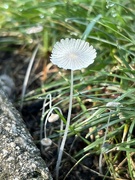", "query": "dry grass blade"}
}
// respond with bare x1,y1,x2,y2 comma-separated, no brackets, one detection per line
20,44,39,109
